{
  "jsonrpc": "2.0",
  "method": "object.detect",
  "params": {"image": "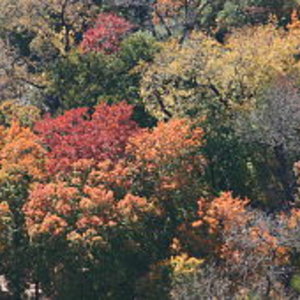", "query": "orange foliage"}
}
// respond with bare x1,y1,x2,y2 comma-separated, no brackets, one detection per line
127,119,204,168
24,180,113,238
127,119,205,192
192,192,291,265
80,185,114,211
117,194,150,223
23,182,80,236
24,116,207,259
0,122,46,180
192,192,250,234
220,223,290,266
87,159,133,190
24,173,155,243
285,208,300,229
